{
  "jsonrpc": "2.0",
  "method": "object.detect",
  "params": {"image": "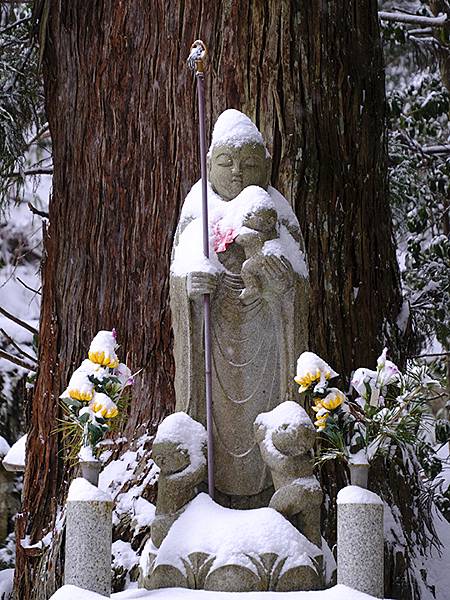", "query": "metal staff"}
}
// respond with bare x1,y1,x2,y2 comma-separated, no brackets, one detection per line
187,40,214,498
